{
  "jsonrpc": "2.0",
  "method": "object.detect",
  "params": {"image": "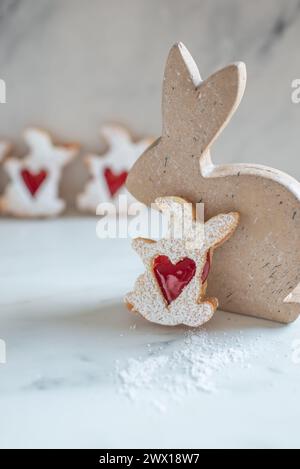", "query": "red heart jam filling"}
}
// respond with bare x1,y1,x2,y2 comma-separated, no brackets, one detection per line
21,169,48,197
201,251,211,284
103,167,128,197
153,255,196,305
